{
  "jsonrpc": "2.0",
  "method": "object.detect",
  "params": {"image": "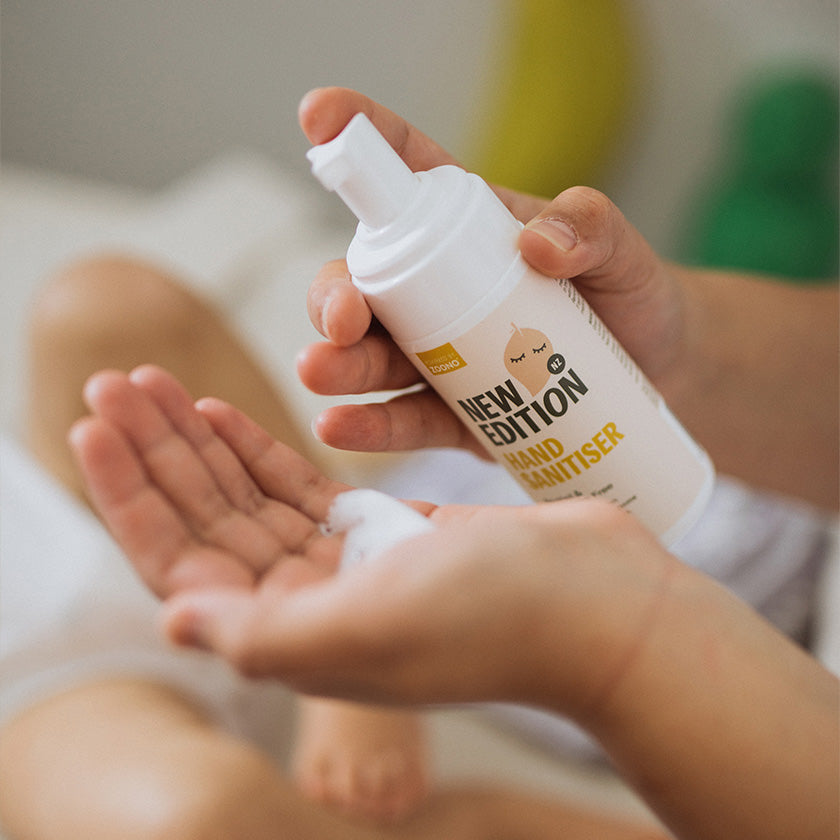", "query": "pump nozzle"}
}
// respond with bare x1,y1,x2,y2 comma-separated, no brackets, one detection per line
306,112,420,229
